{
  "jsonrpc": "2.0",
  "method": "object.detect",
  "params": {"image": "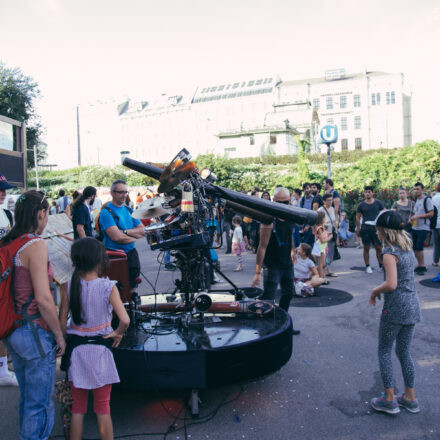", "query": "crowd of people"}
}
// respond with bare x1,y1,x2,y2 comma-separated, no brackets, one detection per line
1,172,440,438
